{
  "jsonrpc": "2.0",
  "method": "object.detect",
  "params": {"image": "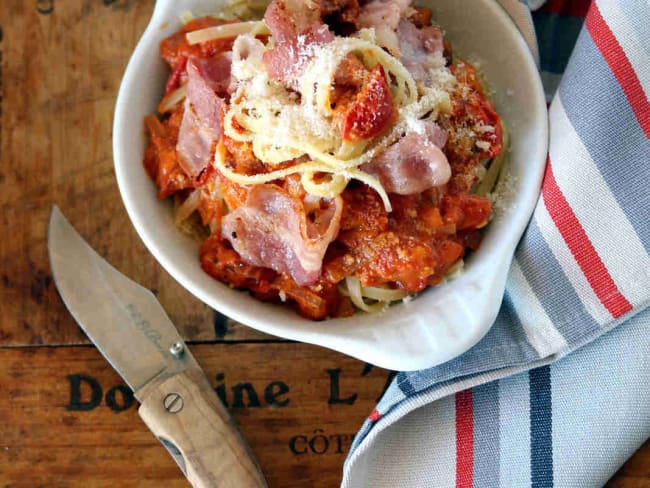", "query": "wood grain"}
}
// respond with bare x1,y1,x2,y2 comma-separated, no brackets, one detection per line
0,343,646,487
0,344,391,487
607,442,650,488
0,1,647,487
0,0,268,345
139,369,267,487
